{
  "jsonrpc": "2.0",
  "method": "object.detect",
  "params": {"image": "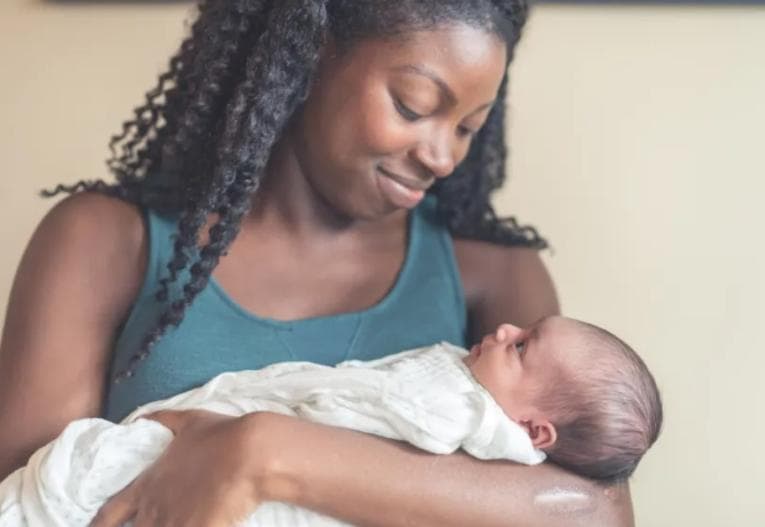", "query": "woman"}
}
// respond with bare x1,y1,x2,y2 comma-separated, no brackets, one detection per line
0,0,633,525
